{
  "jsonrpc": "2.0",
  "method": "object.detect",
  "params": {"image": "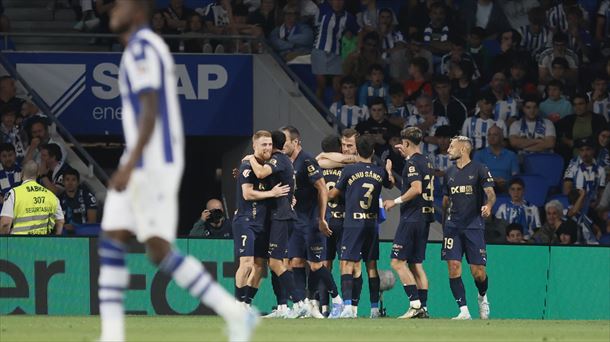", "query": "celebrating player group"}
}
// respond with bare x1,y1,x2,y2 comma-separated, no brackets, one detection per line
233,126,495,321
